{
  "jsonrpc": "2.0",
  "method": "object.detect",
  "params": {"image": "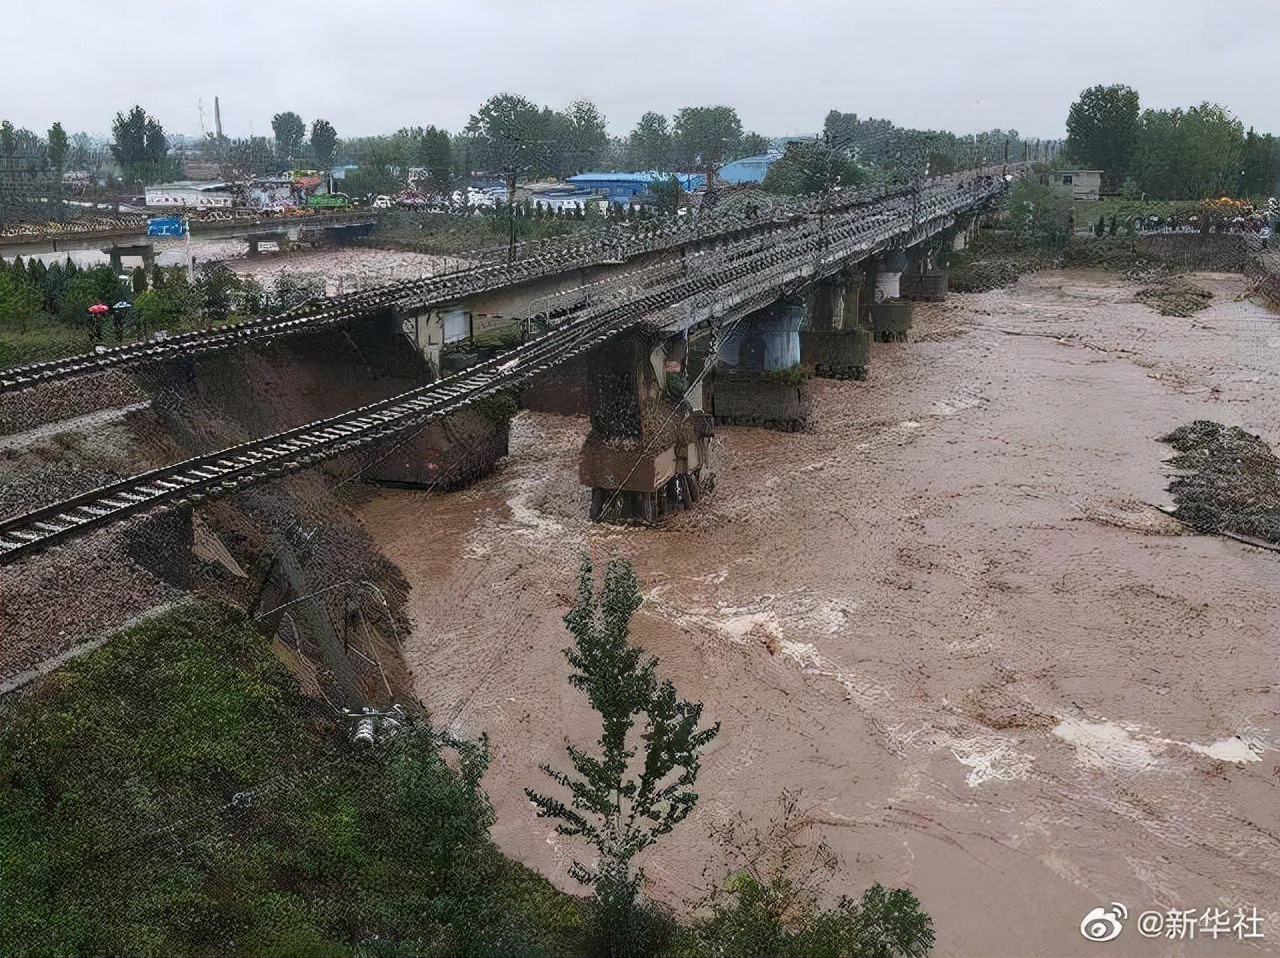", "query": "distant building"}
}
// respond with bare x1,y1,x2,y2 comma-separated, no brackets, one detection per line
566,171,707,206
718,153,783,186
528,186,602,213
1045,170,1103,201
144,181,234,209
